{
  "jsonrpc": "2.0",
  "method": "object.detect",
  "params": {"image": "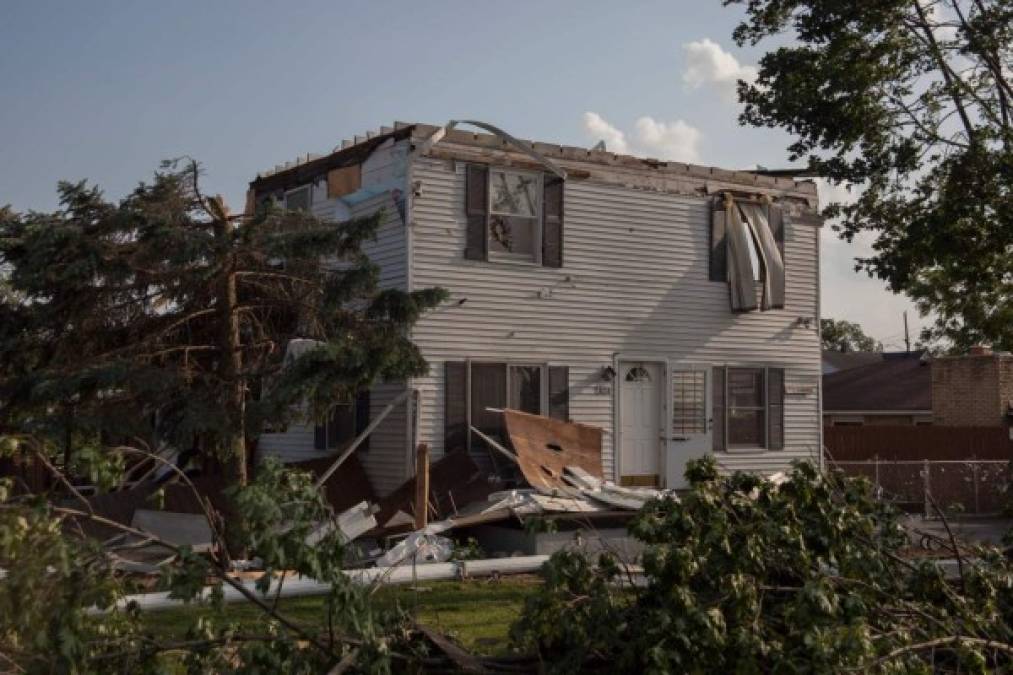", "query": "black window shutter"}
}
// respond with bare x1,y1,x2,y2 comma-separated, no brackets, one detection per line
445,361,468,453
314,419,327,451
767,368,785,450
326,408,341,450
548,366,569,421
710,199,727,282
712,366,726,452
542,175,564,268
464,164,488,261
355,389,371,452
470,363,508,452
